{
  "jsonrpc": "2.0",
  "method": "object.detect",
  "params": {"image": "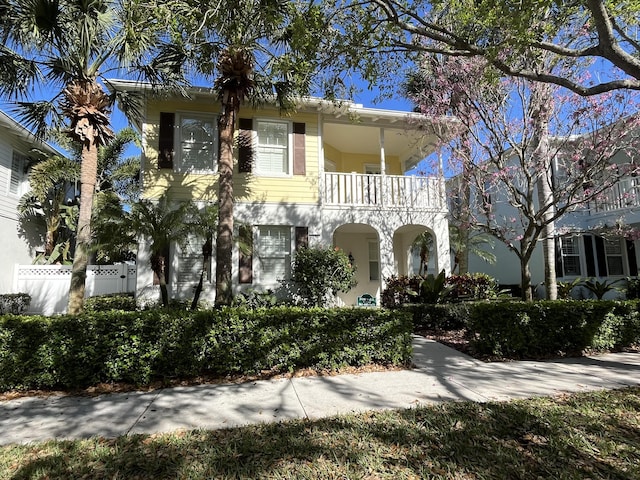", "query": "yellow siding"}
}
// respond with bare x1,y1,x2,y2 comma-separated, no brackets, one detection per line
143,100,320,204
328,150,402,175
